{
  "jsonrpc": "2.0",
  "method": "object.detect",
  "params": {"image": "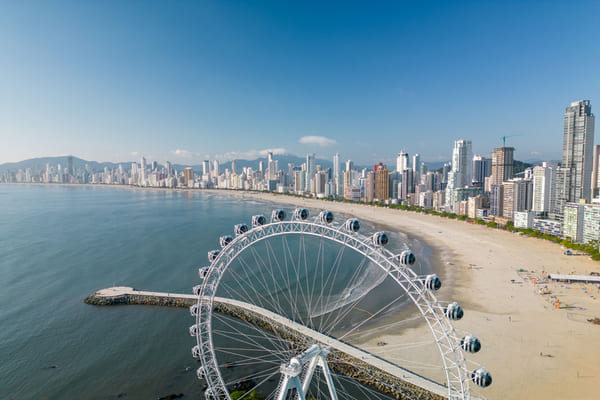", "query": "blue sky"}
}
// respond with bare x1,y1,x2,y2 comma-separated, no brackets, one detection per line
1,1,599,166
